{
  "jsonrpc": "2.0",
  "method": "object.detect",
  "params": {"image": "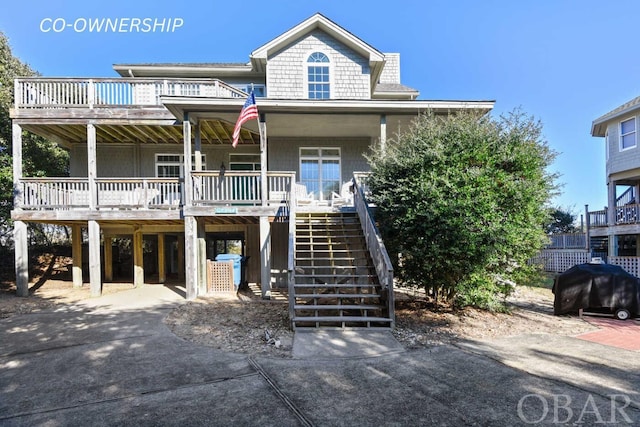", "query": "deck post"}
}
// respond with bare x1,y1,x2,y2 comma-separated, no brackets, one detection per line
13,123,28,297
104,234,113,282
380,114,387,152
14,221,29,297
88,220,101,297
72,224,83,287
87,123,97,209
194,121,202,171
259,215,272,299
158,233,166,284
584,205,591,254
184,216,198,300
133,228,144,287
12,123,24,208
183,116,193,206
259,114,268,206
197,220,207,295
607,180,617,257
